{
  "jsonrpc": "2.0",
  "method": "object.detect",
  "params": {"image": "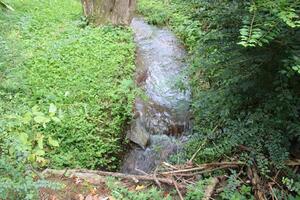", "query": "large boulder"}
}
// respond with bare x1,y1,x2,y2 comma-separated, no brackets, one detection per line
126,118,150,149
81,0,136,25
